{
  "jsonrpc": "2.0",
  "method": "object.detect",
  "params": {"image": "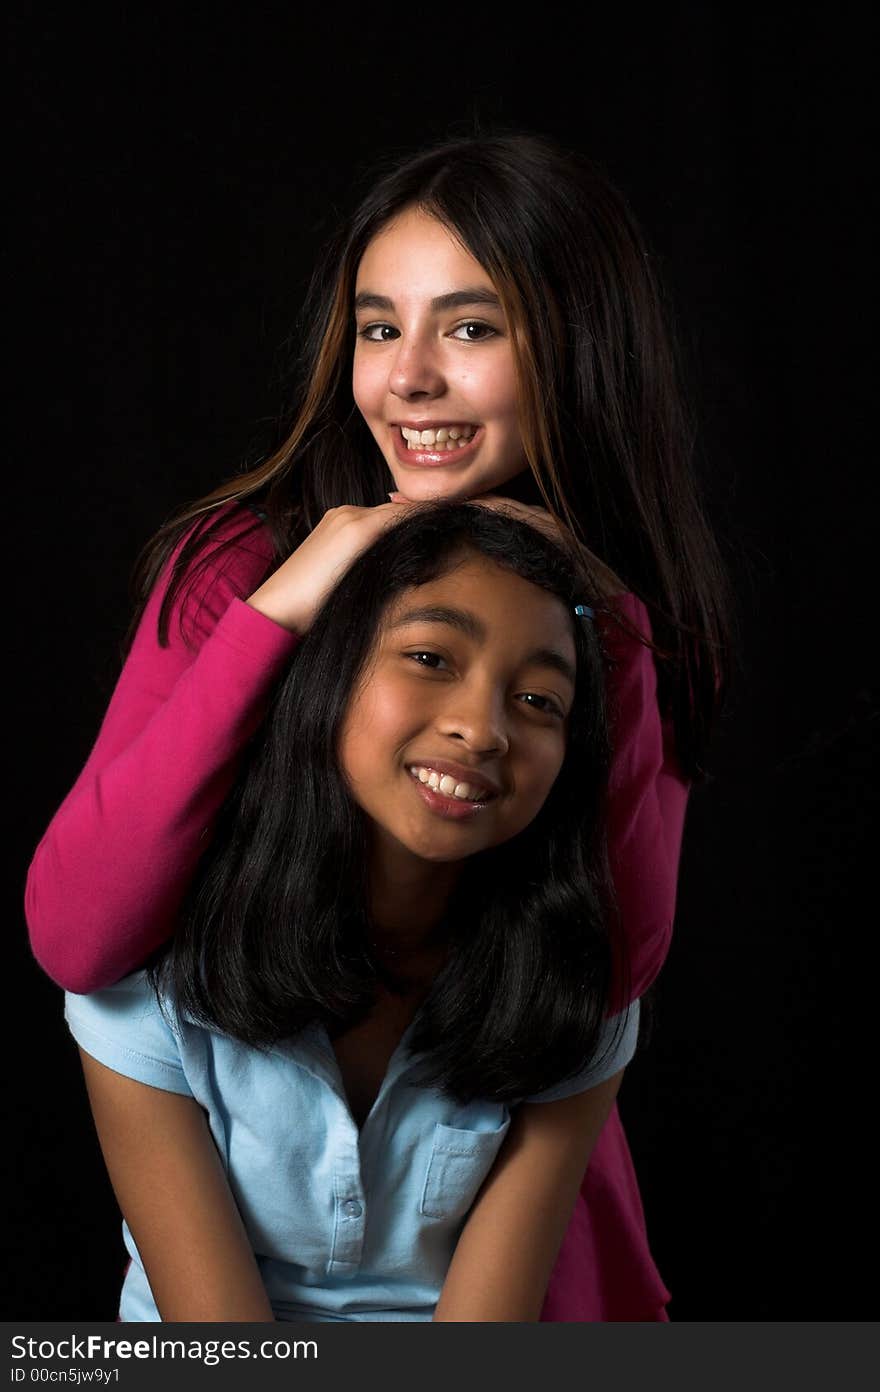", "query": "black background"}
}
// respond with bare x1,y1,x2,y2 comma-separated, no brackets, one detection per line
7,6,874,1320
